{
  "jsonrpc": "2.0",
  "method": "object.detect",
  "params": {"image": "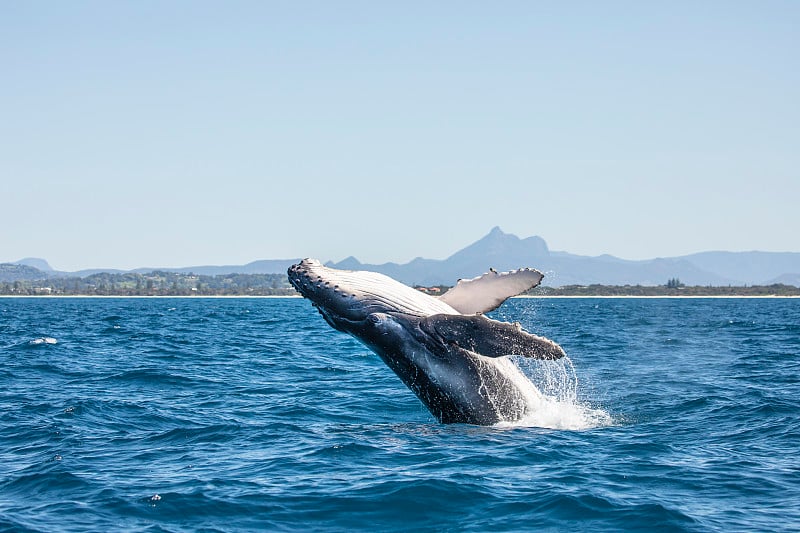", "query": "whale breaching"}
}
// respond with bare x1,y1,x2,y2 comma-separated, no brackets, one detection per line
288,259,565,425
